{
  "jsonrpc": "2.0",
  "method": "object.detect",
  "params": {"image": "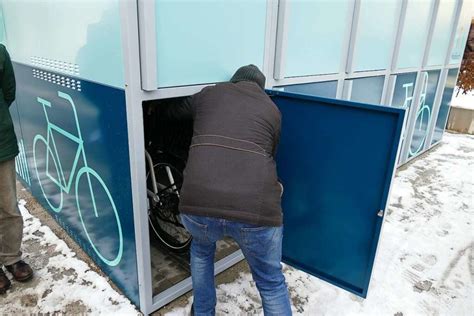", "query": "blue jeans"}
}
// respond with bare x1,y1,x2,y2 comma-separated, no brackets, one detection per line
180,214,292,316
